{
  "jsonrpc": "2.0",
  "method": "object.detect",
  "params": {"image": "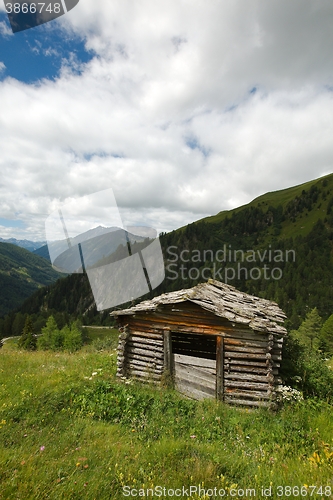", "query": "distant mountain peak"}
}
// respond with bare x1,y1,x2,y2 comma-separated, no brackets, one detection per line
0,237,46,252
